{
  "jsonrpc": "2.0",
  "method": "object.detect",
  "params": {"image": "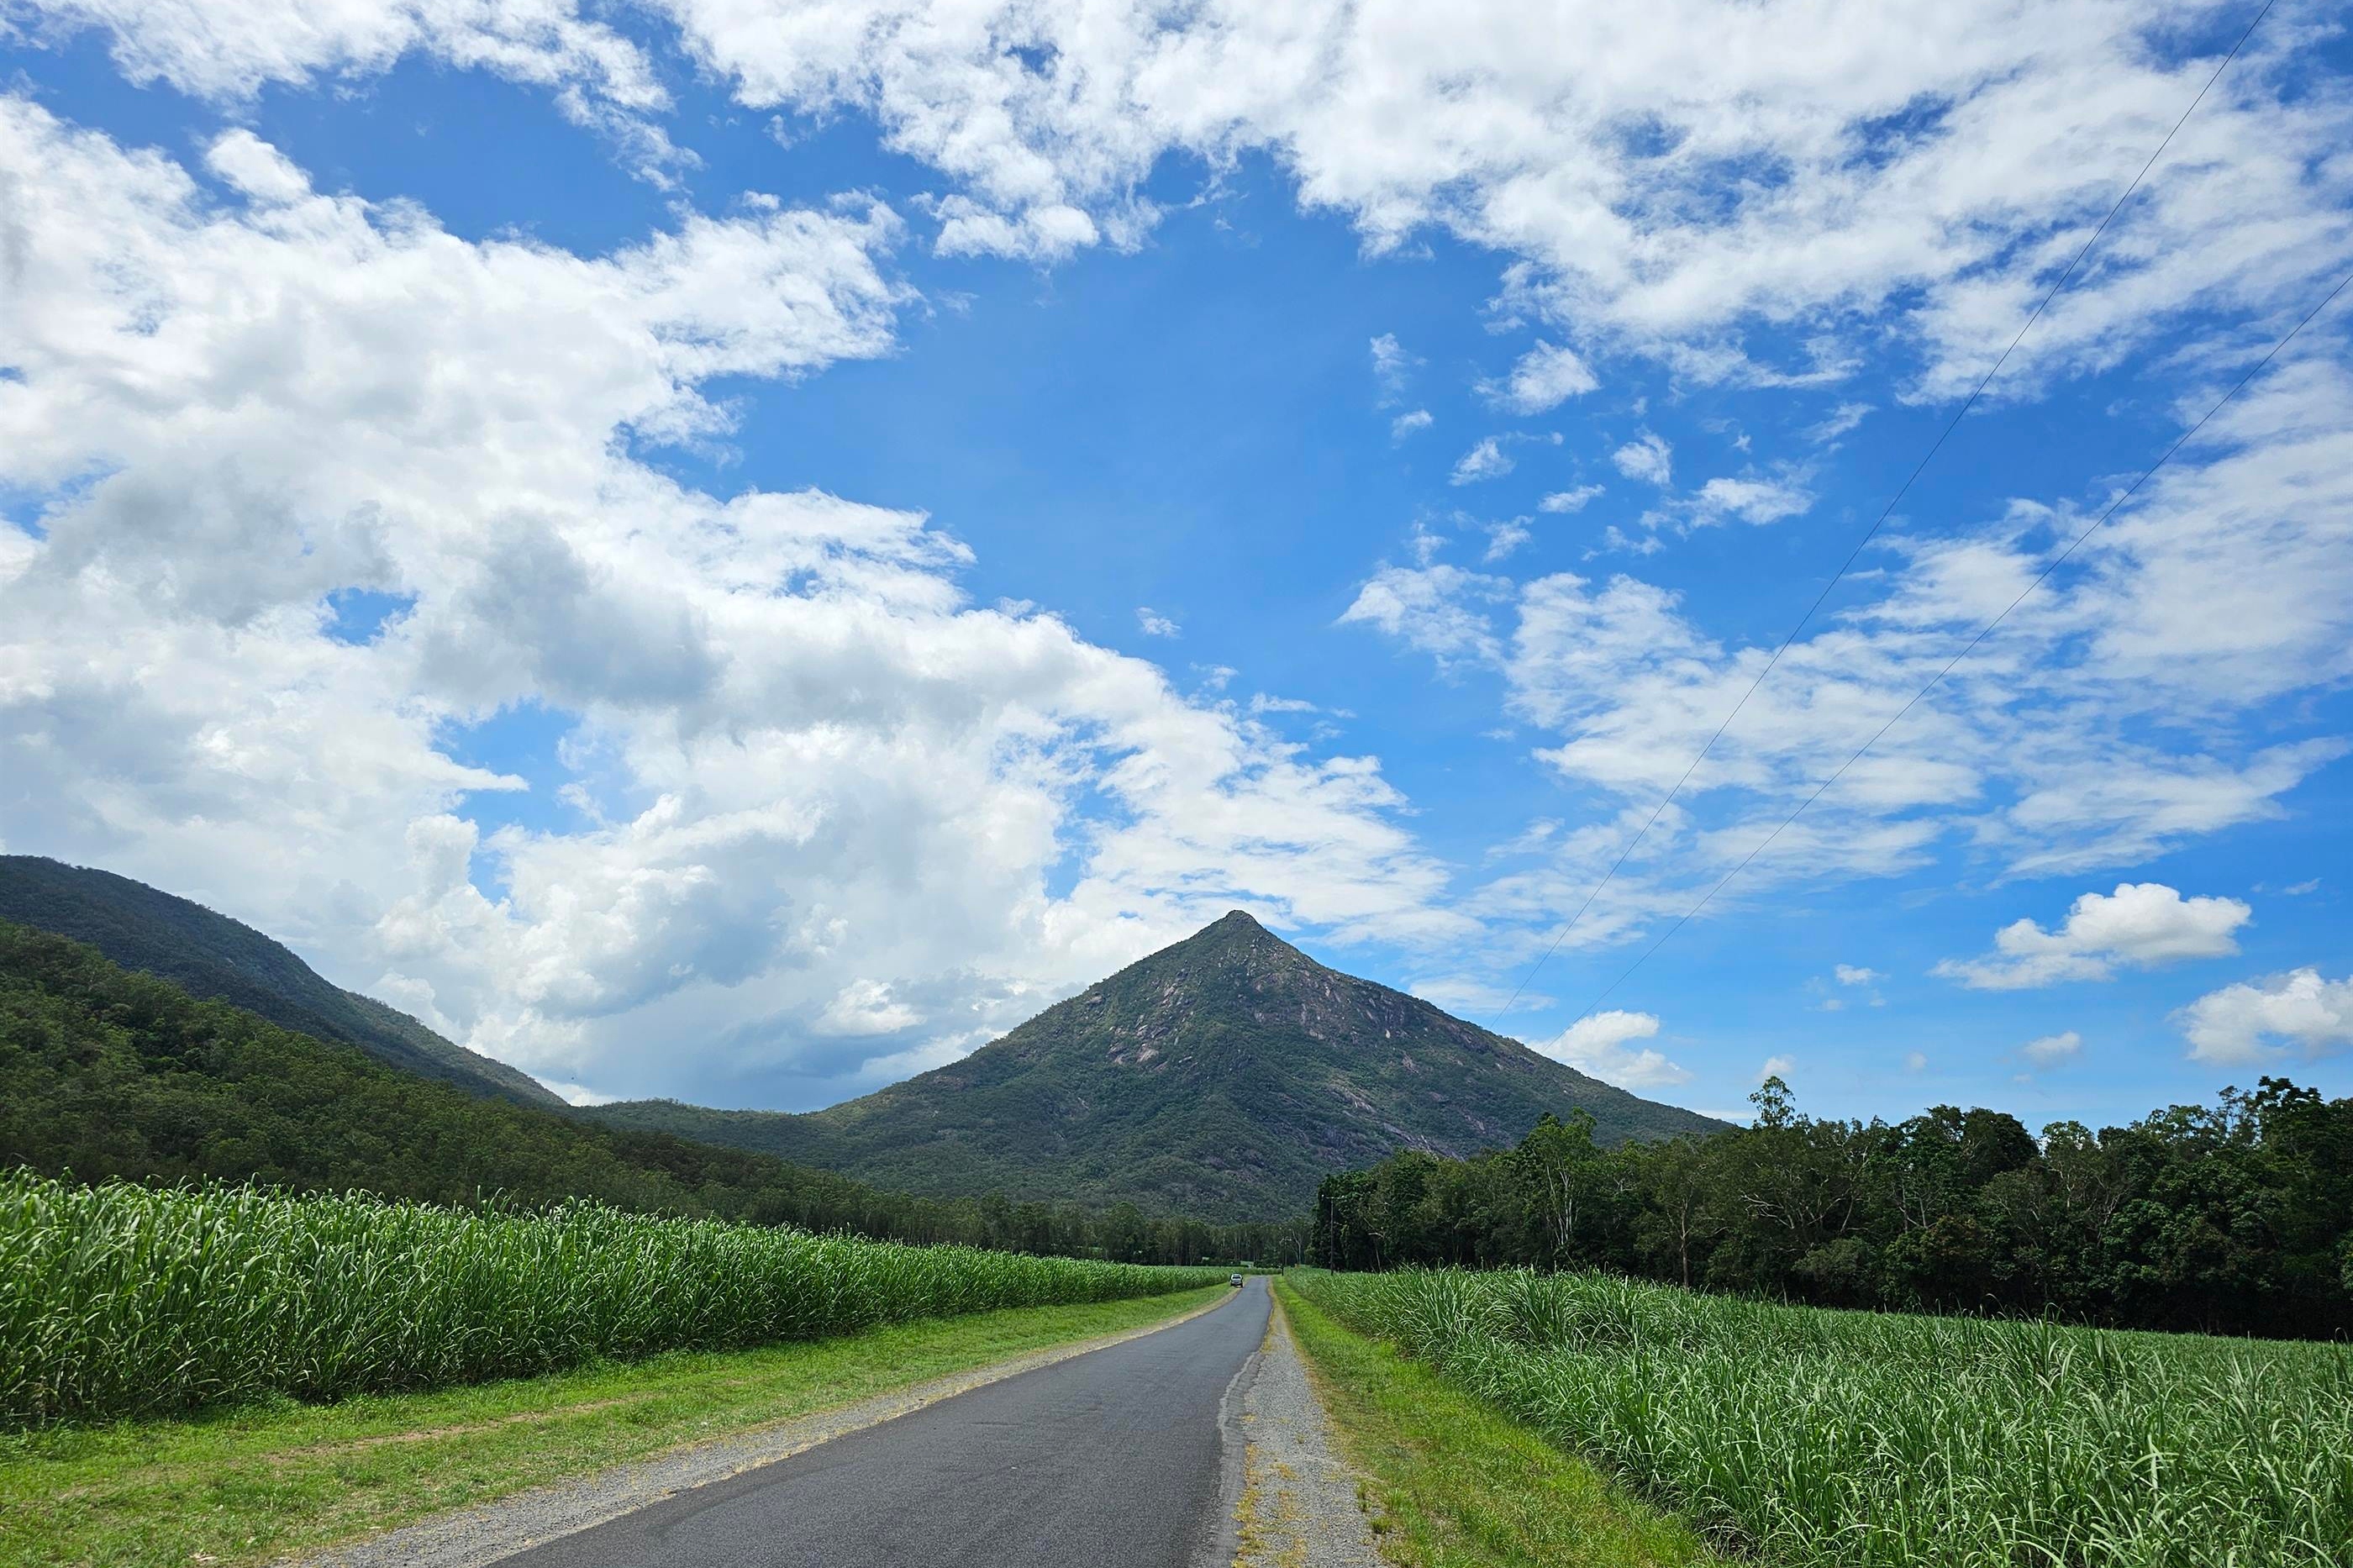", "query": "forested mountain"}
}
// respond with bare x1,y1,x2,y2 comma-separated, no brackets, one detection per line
588,912,1724,1223
0,920,1299,1263
1314,1077,2353,1340
0,856,563,1108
